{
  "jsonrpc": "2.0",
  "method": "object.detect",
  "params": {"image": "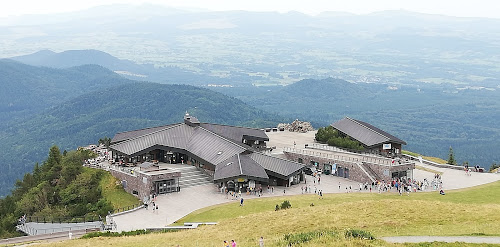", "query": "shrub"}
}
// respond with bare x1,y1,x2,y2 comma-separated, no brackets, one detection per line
344,229,375,240
280,200,291,210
